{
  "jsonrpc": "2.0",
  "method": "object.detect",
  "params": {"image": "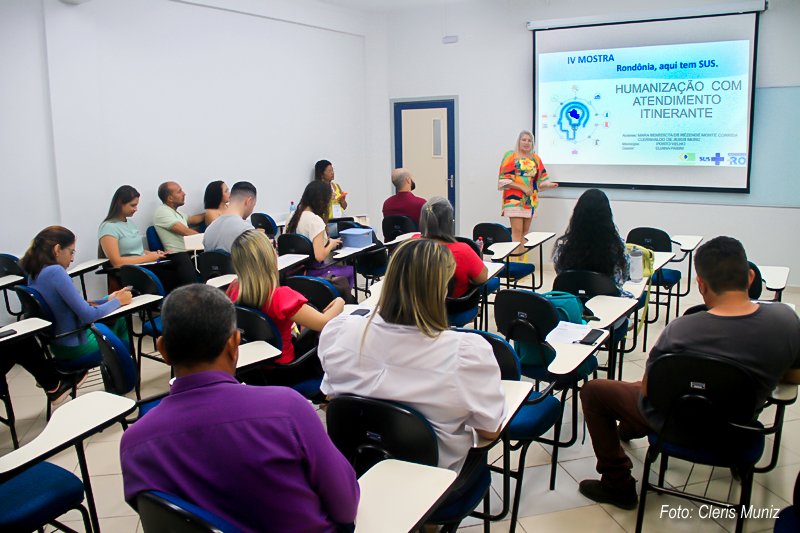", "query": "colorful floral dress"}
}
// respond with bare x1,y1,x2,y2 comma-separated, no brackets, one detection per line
497,150,549,218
